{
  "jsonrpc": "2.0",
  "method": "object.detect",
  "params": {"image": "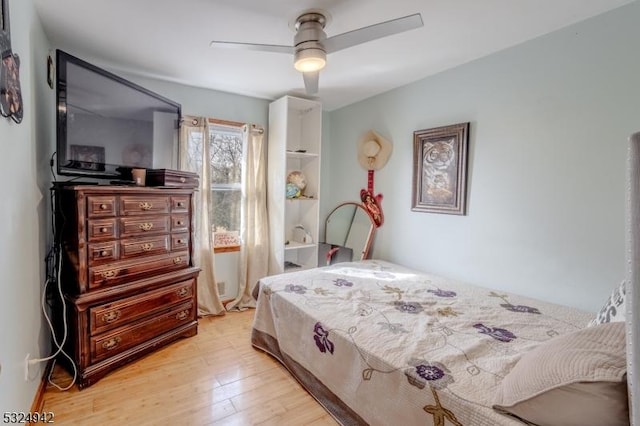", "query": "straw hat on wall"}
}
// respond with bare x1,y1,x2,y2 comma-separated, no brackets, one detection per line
357,130,393,171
